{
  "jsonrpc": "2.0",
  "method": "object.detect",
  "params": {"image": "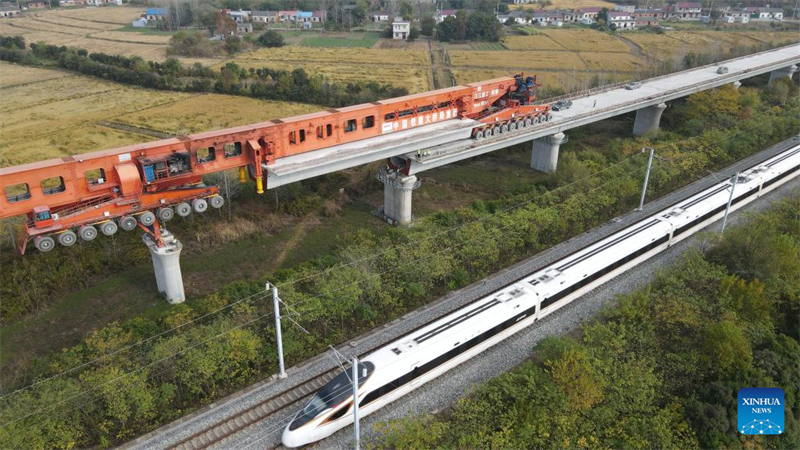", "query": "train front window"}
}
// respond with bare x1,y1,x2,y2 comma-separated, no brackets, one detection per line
288,361,374,430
